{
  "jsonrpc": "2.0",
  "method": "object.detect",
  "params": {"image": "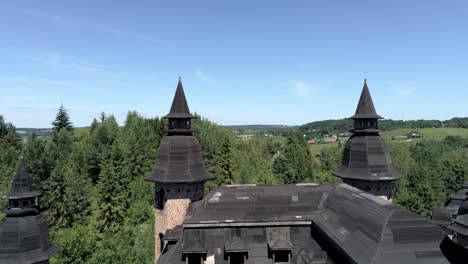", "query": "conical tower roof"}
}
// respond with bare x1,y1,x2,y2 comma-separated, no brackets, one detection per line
164,78,195,119
333,80,400,182
0,161,57,264
8,161,40,199
350,79,383,119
